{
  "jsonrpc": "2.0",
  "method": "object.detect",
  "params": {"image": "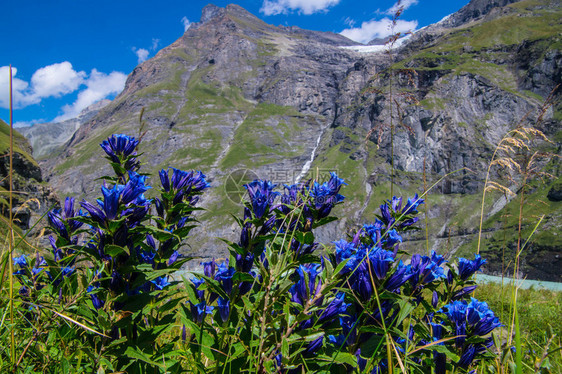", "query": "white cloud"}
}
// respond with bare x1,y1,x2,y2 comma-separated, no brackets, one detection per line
386,0,418,15
133,47,150,64
1,63,126,123
340,18,418,44
13,119,45,128
0,66,30,108
30,62,85,99
344,16,356,27
181,16,192,31
55,69,127,122
151,38,160,51
260,0,340,15
0,62,85,109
